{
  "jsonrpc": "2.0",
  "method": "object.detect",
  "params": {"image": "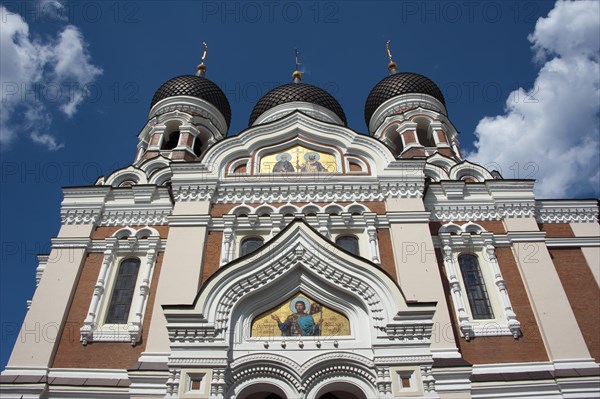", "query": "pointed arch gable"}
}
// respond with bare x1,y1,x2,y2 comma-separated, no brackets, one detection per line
163,220,433,344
